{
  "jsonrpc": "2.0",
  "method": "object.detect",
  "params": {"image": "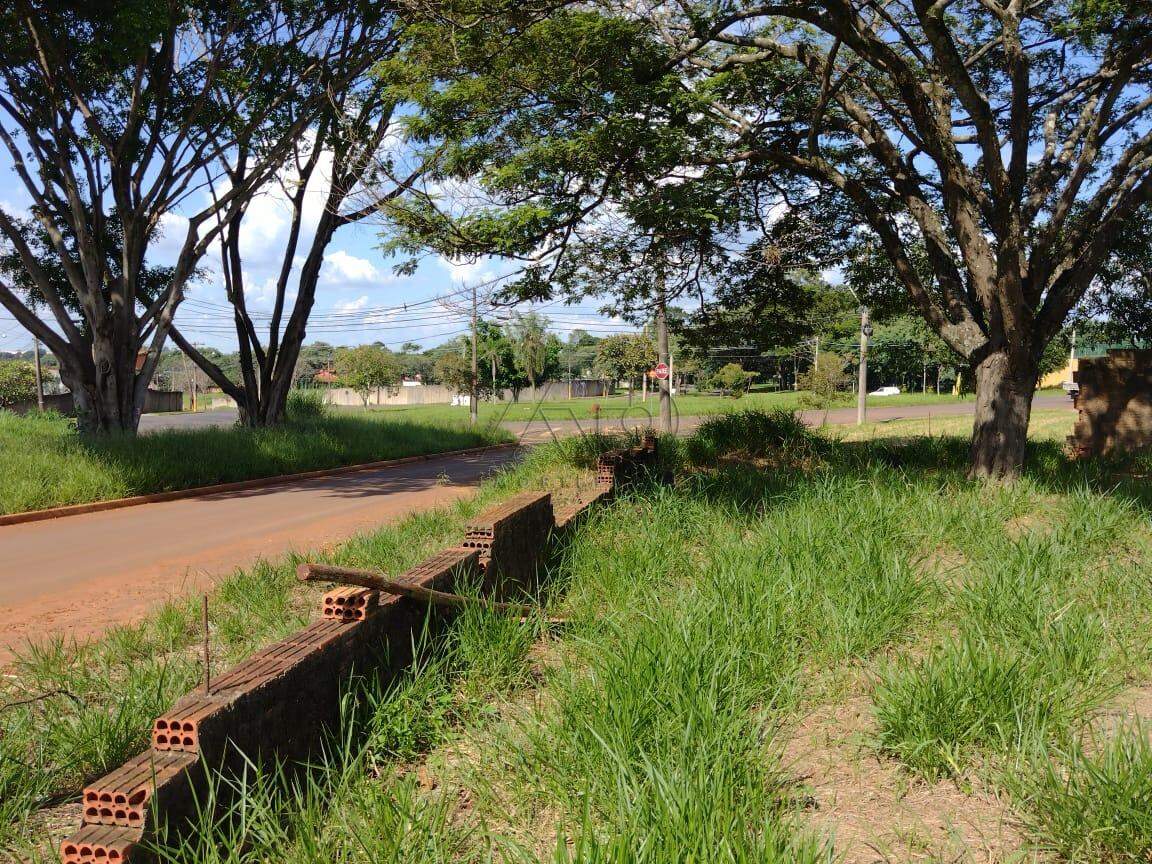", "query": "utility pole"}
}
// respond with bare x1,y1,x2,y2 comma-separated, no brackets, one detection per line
655,285,671,433
814,336,820,371
1070,326,1078,364
469,282,478,426
857,307,871,425
32,334,44,411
